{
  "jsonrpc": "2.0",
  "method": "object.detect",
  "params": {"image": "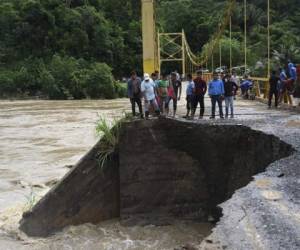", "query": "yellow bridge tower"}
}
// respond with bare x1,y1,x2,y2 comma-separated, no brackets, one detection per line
141,0,158,74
